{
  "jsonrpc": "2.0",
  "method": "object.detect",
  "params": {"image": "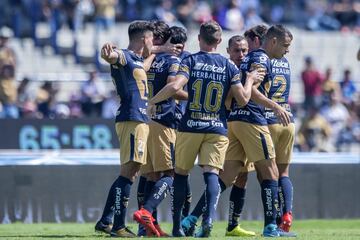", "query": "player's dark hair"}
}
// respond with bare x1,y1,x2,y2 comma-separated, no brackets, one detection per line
199,20,222,45
169,26,187,44
228,35,246,48
265,24,292,42
244,24,268,45
128,20,154,41
152,20,171,44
